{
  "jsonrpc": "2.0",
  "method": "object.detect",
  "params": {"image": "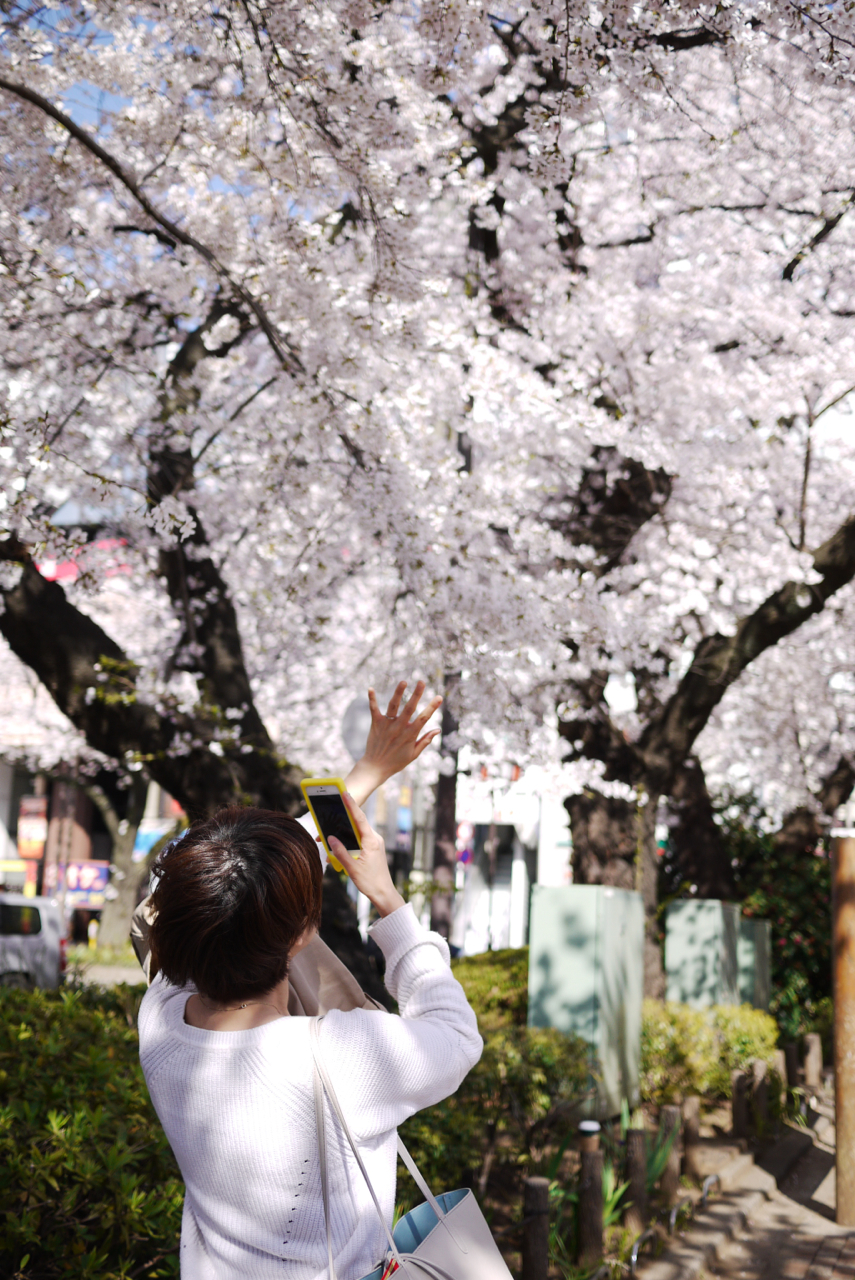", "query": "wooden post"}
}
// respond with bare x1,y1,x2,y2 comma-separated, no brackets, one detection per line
784,1042,800,1091
659,1104,682,1203
577,1150,604,1267
751,1059,768,1133
522,1176,549,1280
804,1032,823,1091
833,834,855,1225
625,1128,647,1234
578,1119,601,1153
773,1049,787,1109
682,1095,701,1179
731,1069,749,1139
